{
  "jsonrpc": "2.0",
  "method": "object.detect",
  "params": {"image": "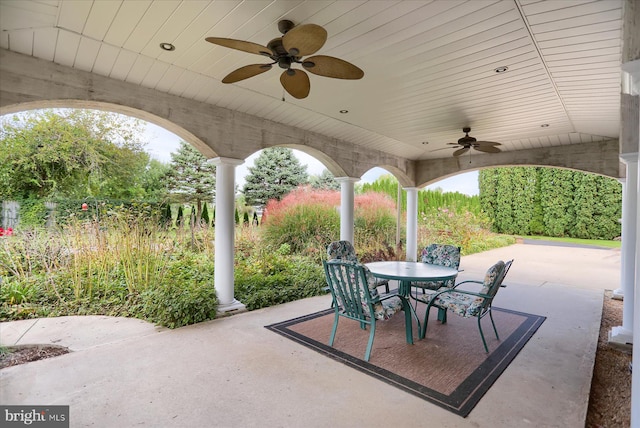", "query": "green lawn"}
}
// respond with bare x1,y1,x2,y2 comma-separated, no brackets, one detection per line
521,235,621,249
